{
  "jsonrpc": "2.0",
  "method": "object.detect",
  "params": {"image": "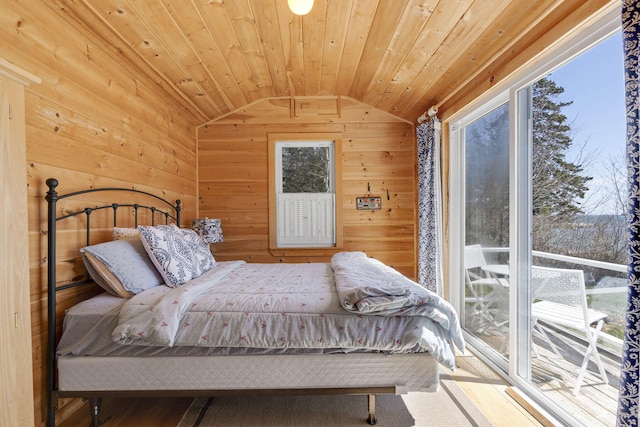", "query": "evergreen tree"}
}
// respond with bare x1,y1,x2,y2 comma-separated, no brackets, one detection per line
532,77,591,219
282,146,331,193
464,77,592,250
